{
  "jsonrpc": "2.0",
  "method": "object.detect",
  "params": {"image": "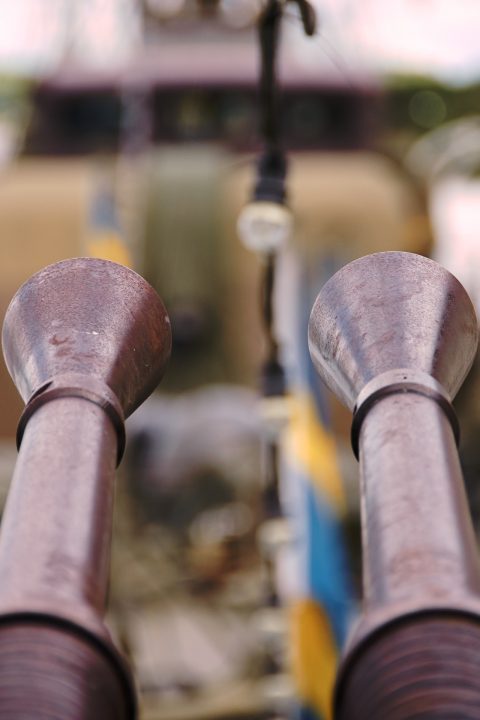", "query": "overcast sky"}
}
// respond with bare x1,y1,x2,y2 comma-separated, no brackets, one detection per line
0,0,479,84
